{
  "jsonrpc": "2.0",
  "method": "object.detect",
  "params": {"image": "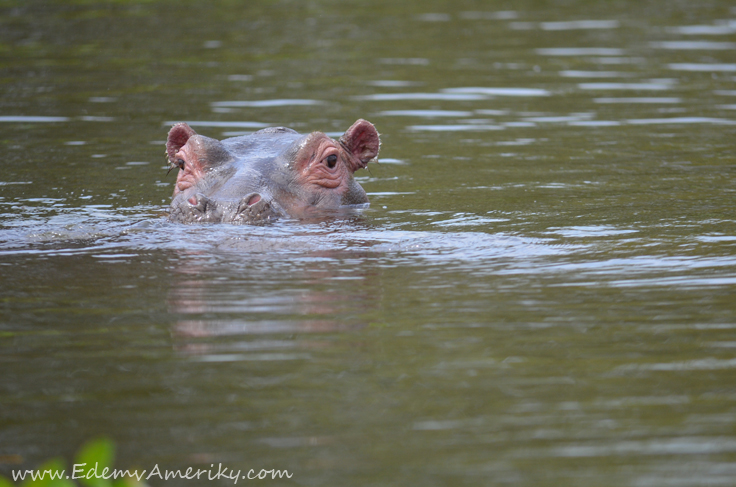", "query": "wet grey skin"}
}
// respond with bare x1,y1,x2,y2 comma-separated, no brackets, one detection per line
165,119,380,224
